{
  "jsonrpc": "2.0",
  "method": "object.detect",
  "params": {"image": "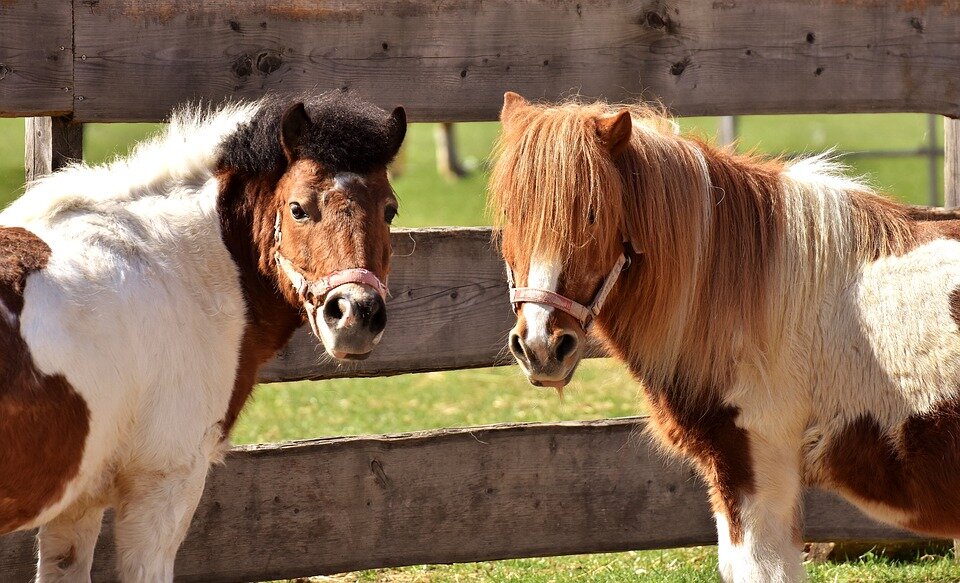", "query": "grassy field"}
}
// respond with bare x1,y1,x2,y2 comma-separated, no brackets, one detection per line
0,113,956,581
